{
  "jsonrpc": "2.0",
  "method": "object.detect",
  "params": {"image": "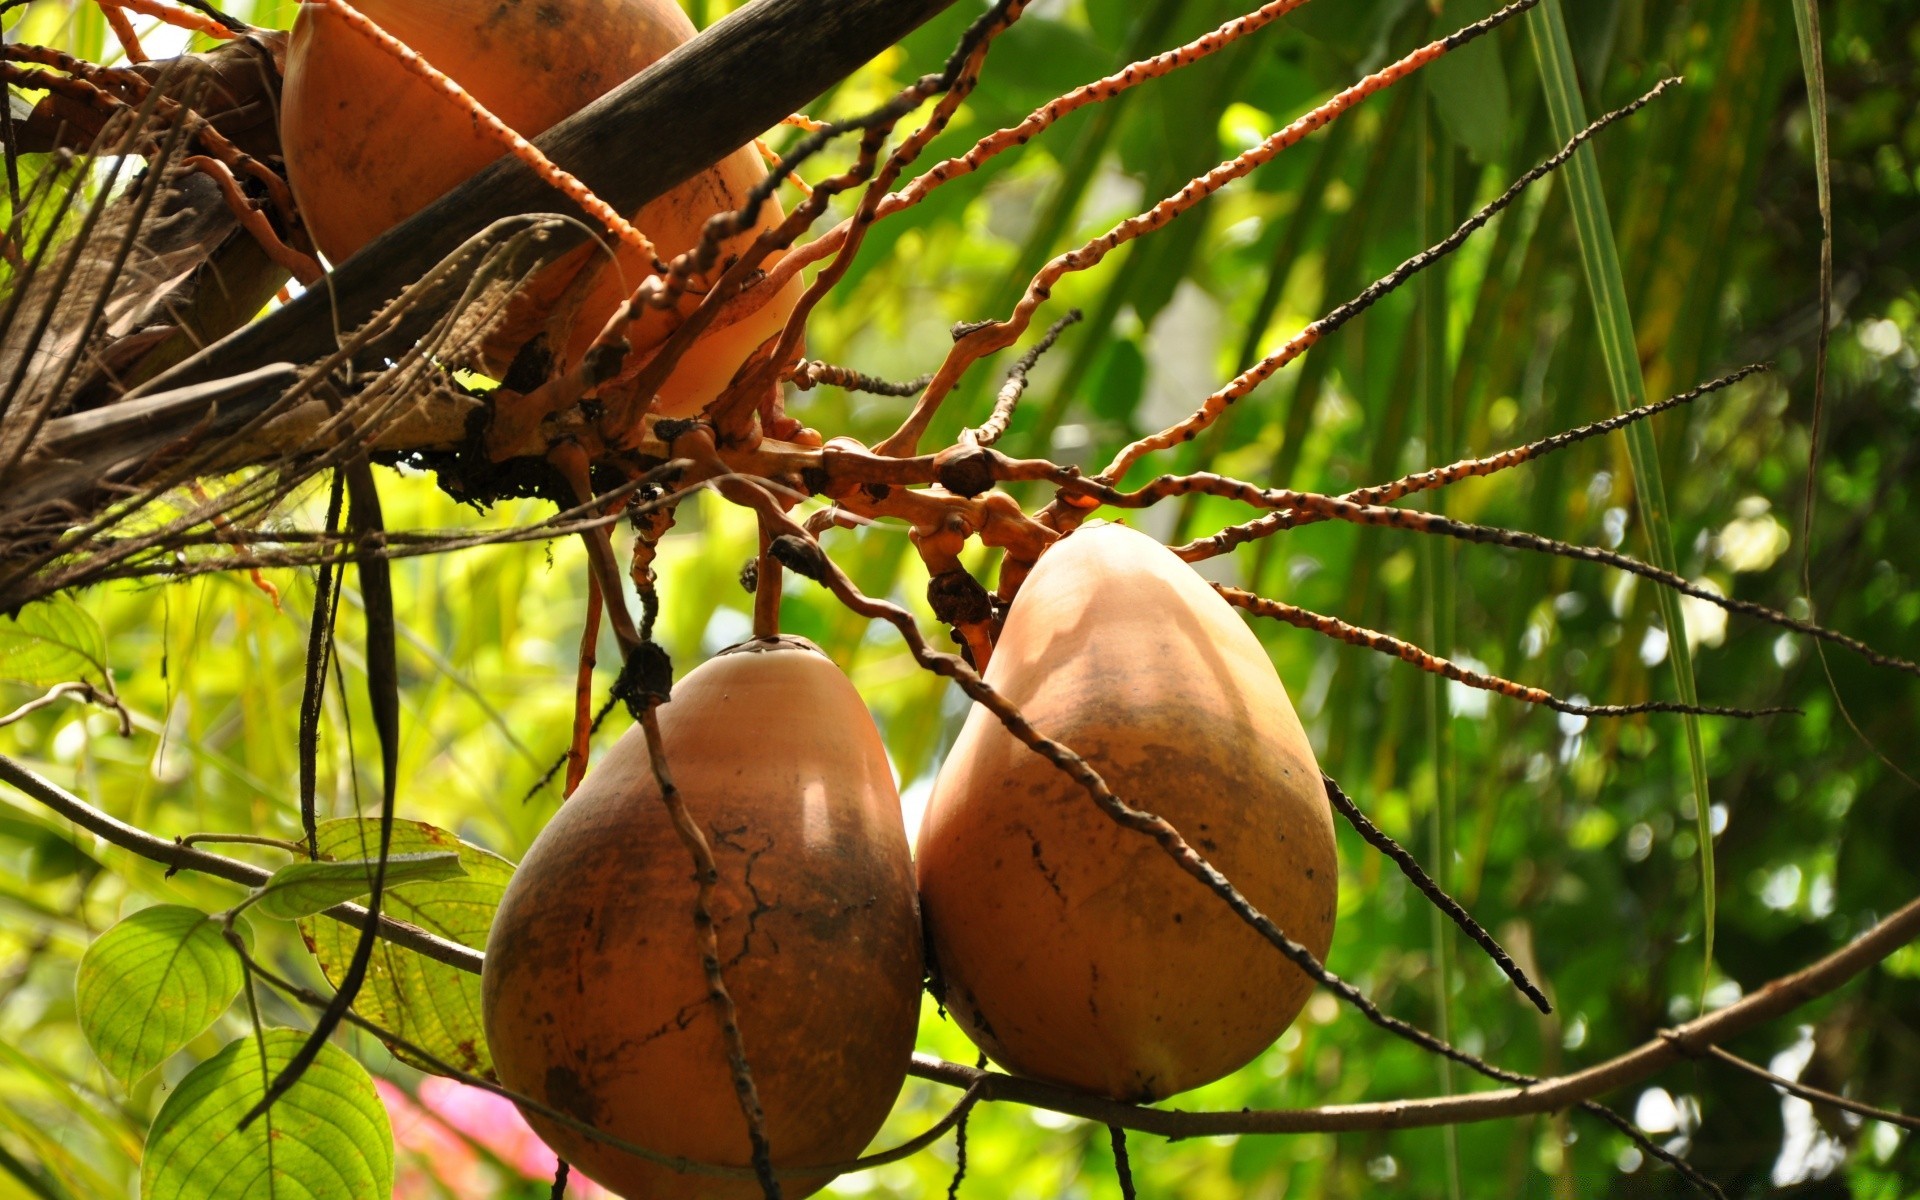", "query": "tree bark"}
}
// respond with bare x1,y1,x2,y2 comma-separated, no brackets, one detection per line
5,0,960,517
